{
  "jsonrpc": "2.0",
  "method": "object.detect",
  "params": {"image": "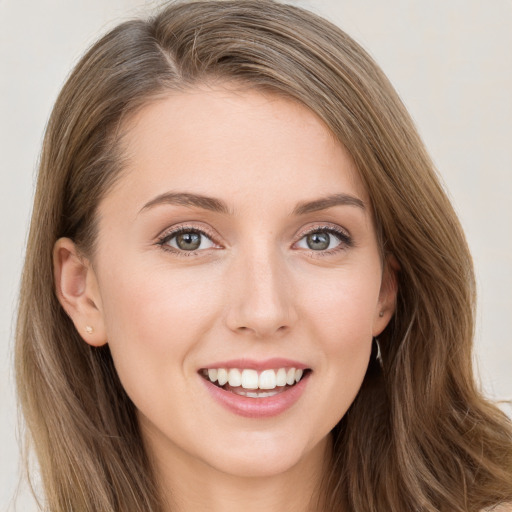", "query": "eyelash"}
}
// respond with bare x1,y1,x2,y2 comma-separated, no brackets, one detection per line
157,225,219,256
295,225,353,255
156,224,353,257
